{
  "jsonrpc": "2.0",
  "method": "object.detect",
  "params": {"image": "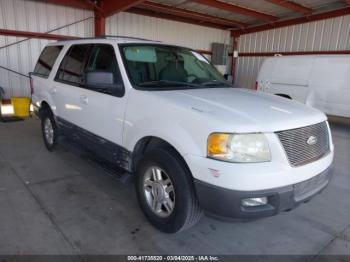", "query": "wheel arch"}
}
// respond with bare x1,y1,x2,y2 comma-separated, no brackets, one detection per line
38,100,55,119
131,136,193,178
